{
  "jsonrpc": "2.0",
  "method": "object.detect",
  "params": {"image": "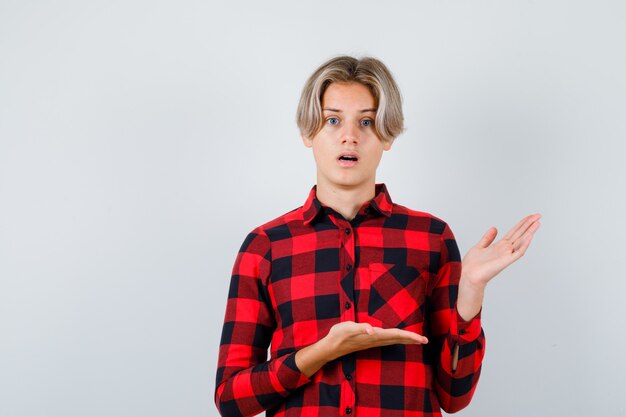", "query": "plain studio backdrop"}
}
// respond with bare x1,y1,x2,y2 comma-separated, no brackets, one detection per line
1,1,625,416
